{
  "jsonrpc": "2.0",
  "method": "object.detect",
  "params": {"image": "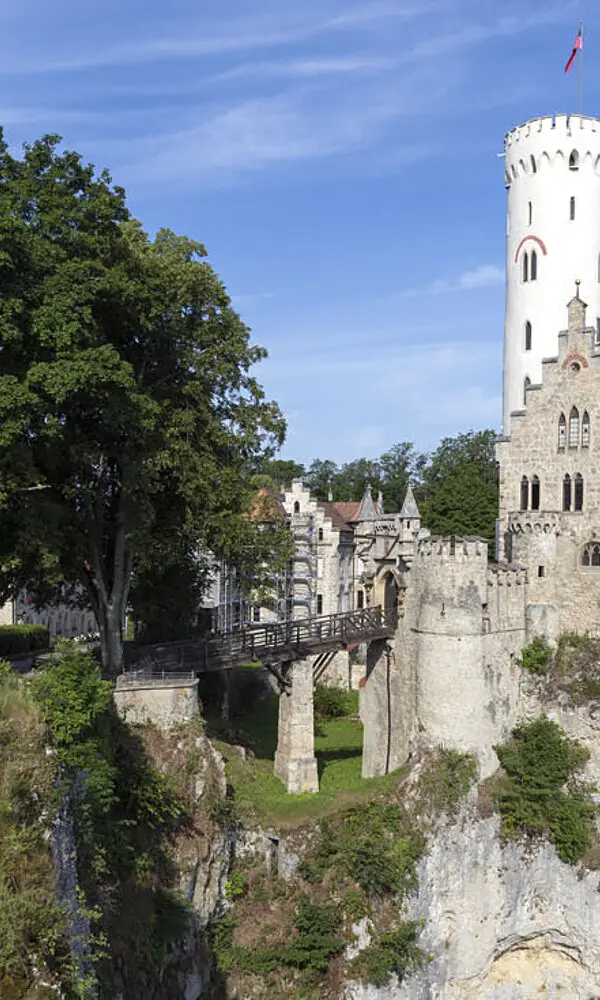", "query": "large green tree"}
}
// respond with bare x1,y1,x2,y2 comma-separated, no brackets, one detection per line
418,430,498,546
379,442,427,512
0,133,284,672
